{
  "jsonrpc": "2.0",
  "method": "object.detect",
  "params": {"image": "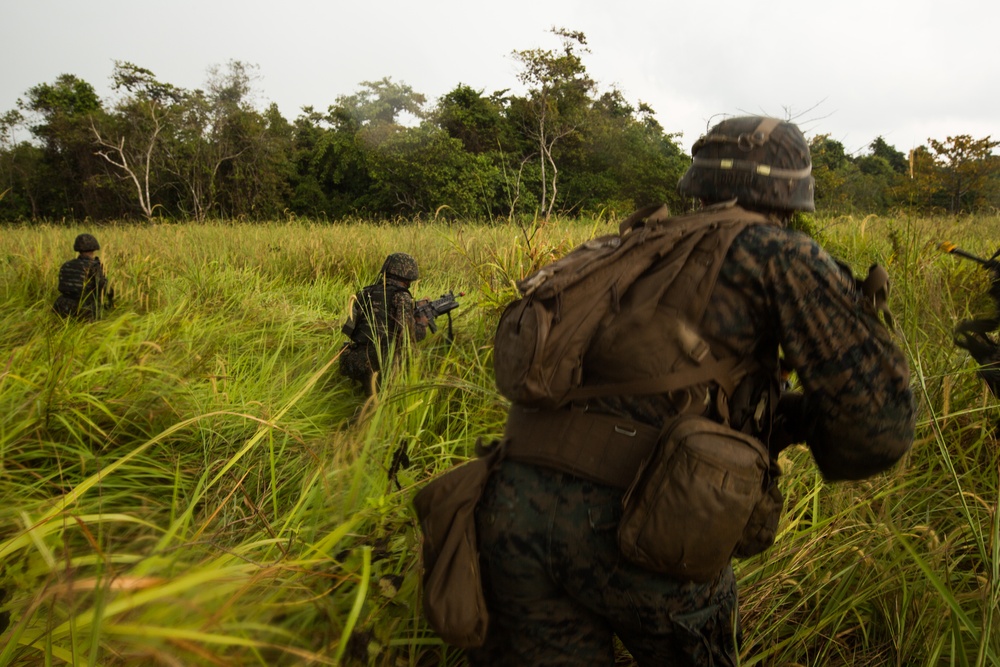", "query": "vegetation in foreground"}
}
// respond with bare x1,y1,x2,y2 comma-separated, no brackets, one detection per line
1,213,999,666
